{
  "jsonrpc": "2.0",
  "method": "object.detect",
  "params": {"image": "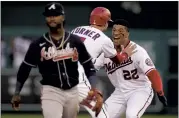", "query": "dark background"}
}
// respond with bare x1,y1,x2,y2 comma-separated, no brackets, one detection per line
2,1,178,29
